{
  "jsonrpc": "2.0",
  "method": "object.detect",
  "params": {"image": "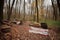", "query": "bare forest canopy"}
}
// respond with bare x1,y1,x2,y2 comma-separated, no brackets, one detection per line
0,0,60,26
